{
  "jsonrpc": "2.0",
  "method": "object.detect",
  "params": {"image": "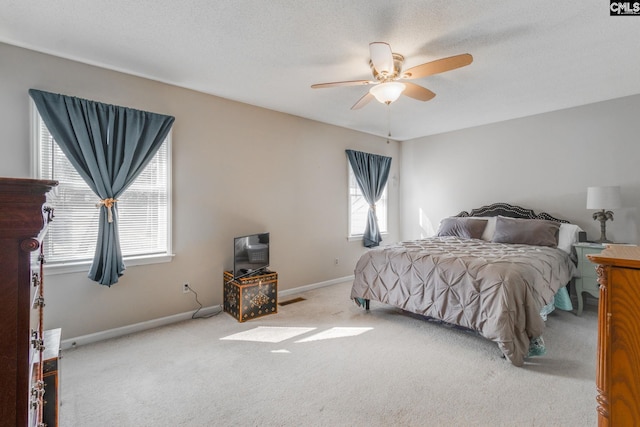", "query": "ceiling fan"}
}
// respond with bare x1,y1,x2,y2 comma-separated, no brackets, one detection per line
311,42,473,110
